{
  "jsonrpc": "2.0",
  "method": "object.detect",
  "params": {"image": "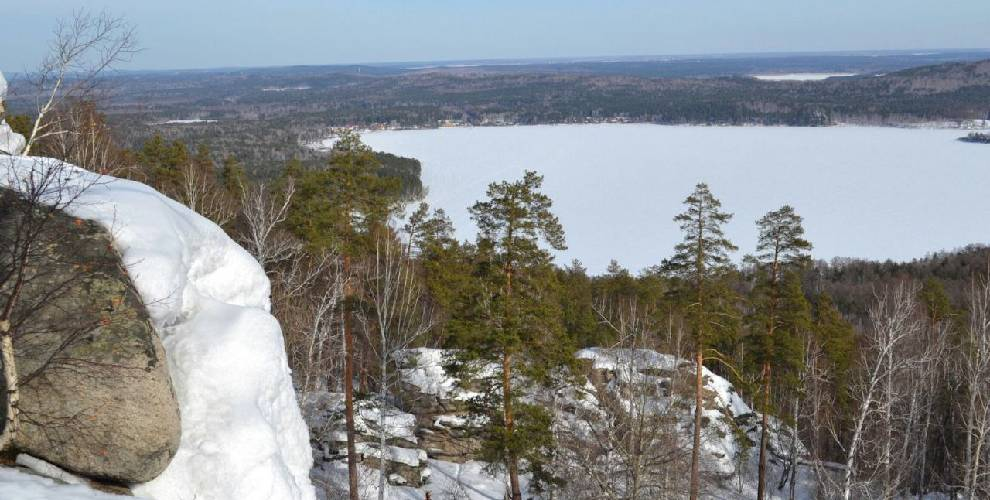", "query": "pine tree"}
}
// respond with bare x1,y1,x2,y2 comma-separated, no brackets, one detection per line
403,202,467,344
286,130,400,500
748,205,811,500
455,170,569,500
220,155,246,195
813,293,856,409
557,260,599,347
663,182,737,500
